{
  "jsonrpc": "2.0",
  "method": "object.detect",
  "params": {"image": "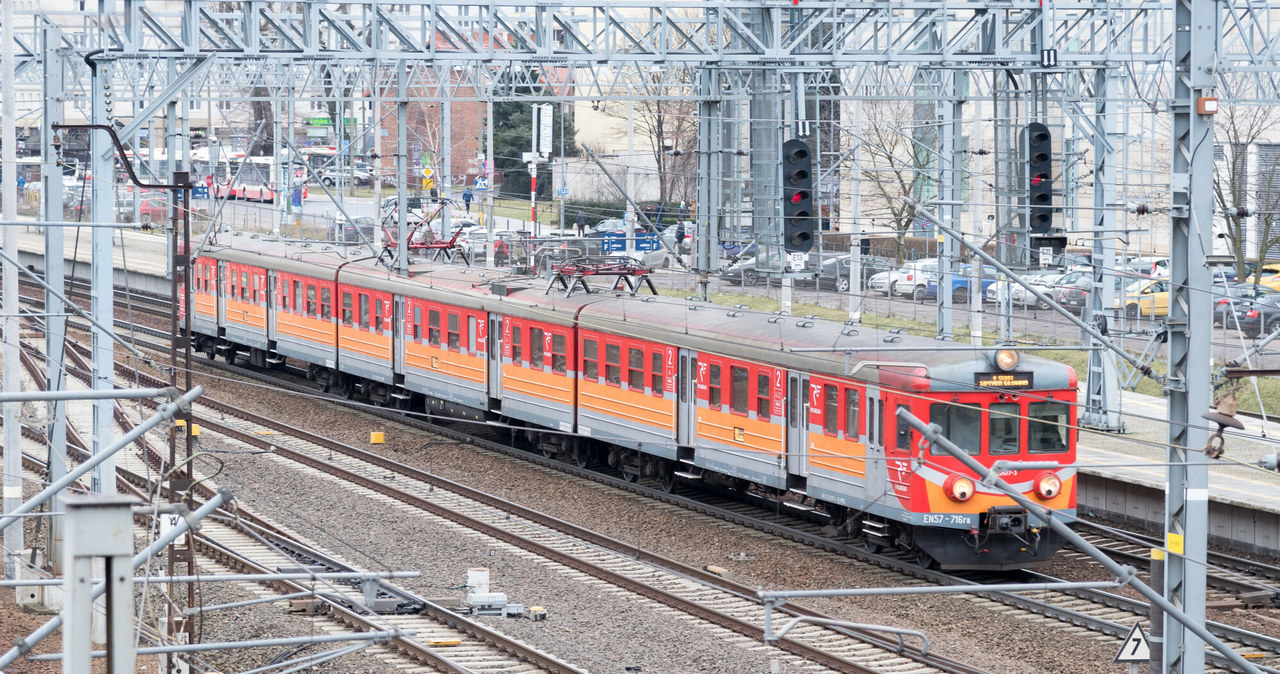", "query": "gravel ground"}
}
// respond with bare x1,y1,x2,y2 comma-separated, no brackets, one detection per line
179,367,1136,674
